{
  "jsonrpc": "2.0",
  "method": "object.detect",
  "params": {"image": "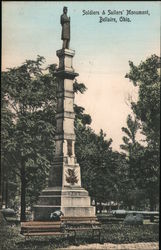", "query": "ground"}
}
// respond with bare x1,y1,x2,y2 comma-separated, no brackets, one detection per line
58,242,159,250
0,214,159,250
